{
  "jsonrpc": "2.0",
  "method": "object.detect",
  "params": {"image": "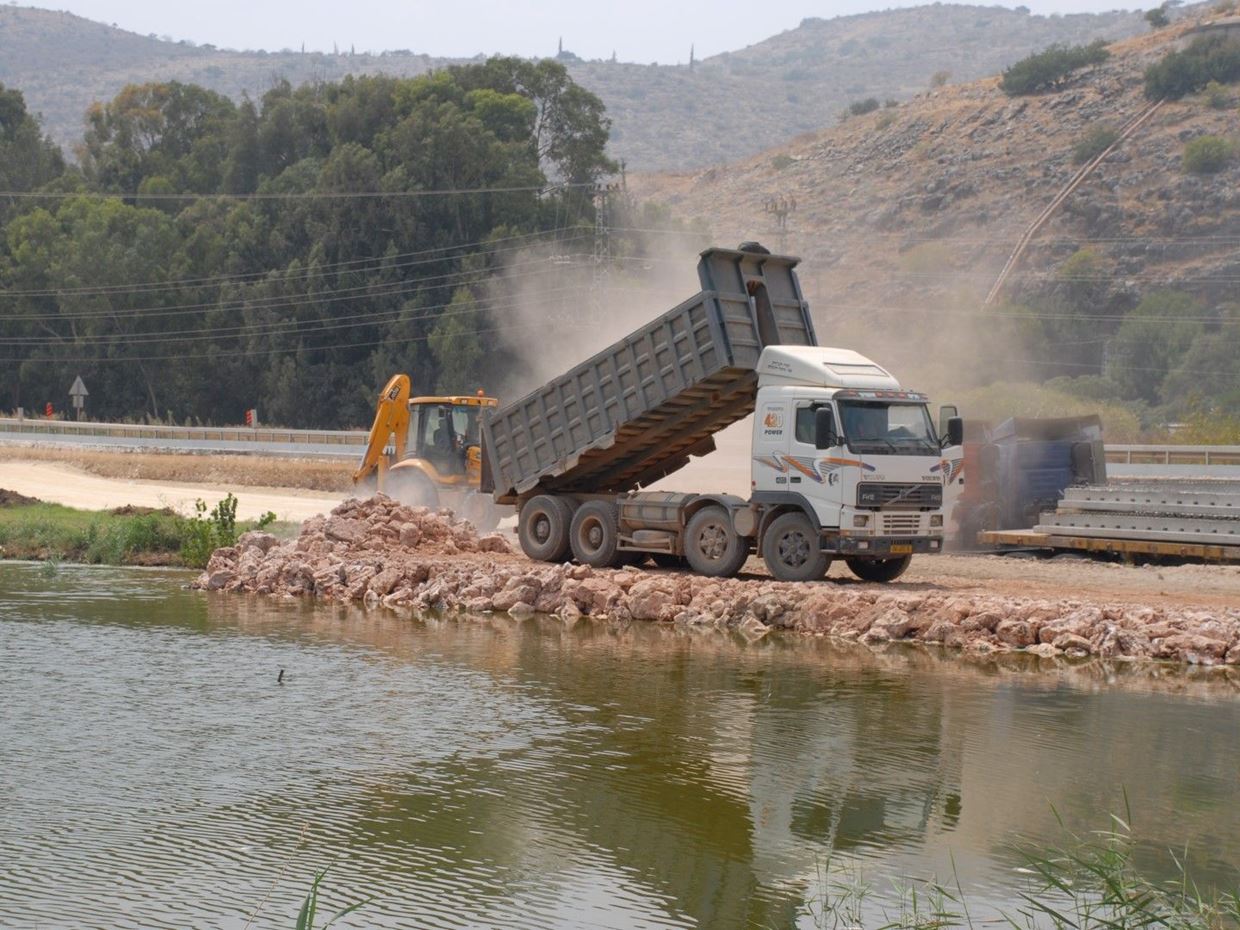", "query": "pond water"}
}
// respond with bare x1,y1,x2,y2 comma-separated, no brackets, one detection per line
1,562,1237,929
